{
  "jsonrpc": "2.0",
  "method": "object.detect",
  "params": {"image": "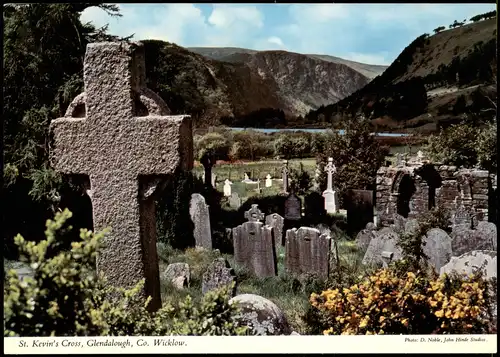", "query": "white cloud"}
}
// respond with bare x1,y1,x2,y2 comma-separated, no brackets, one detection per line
267,36,285,48
208,4,264,29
